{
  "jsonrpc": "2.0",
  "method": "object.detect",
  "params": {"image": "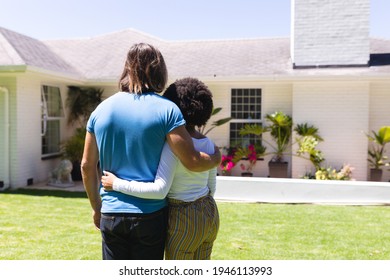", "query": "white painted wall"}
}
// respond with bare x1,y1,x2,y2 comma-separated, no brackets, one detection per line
292,81,370,181
0,83,11,189
0,76,16,189
291,0,370,67
261,83,293,177
14,74,42,187
369,82,390,182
